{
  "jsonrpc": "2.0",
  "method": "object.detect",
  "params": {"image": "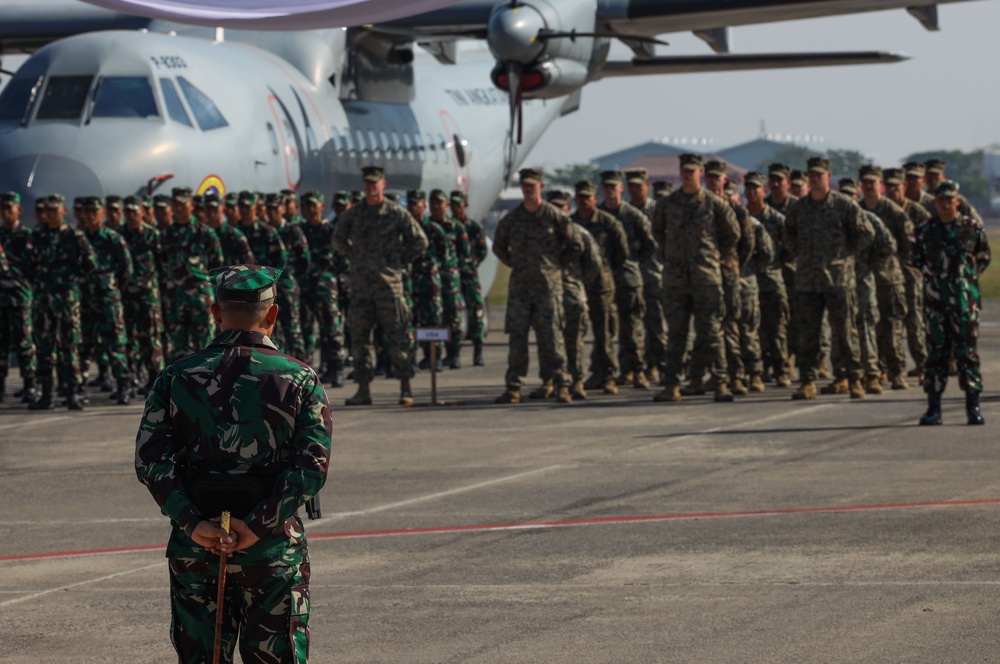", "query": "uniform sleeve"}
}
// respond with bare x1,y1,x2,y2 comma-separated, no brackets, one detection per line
845,201,874,256
269,228,288,270
292,226,311,275
203,227,224,270
454,226,472,265
400,210,429,264
469,221,488,265
753,219,775,273
0,242,8,273
117,235,134,288
714,198,741,290
77,230,97,276
331,212,353,259
608,218,629,273
492,214,512,267
634,209,657,264
735,205,755,269
974,224,991,276
244,371,333,538
581,230,602,285
890,205,914,269
236,230,253,265
783,205,798,261
557,211,583,267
